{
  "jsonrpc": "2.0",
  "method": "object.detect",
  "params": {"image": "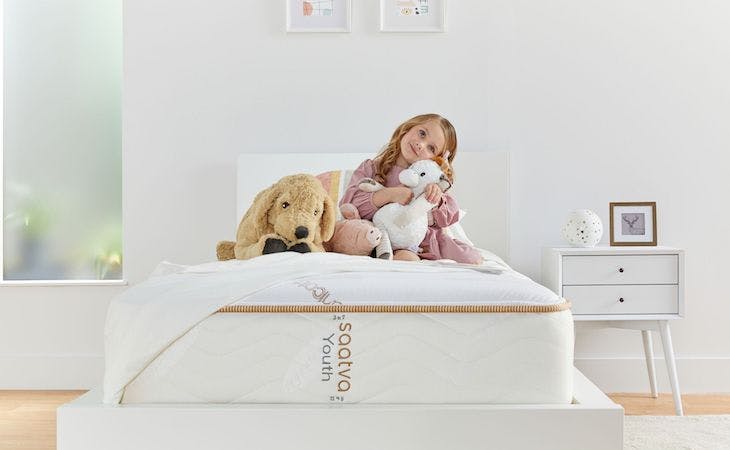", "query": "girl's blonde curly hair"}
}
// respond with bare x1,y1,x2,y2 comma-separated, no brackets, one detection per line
373,113,457,184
